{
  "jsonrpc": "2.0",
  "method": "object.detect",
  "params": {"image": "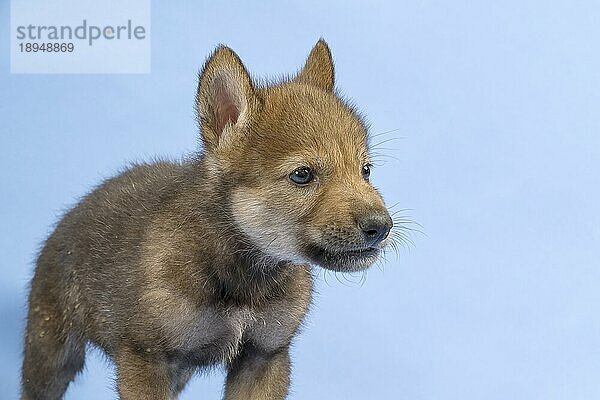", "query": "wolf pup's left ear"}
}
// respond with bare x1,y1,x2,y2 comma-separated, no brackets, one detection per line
196,46,259,151
295,39,335,92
